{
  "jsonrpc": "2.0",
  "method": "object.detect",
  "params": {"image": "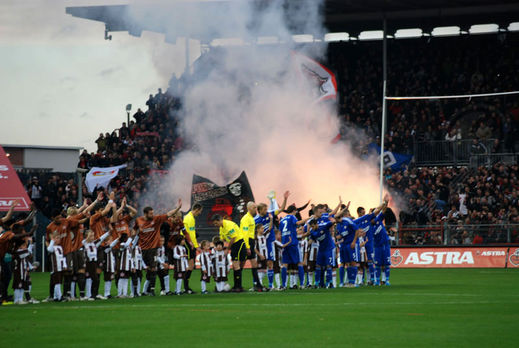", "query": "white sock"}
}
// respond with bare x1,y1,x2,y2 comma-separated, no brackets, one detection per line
274,273,281,288
104,281,111,297
164,276,170,293
258,271,265,286
201,281,207,292
117,279,124,296
86,278,92,298
332,271,337,288
382,270,387,282
54,284,62,300
137,278,142,295
308,272,314,285
14,289,22,303
122,278,129,296
70,281,76,298
356,272,363,285
176,279,182,293
142,280,149,294
366,269,371,282
217,282,223,291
